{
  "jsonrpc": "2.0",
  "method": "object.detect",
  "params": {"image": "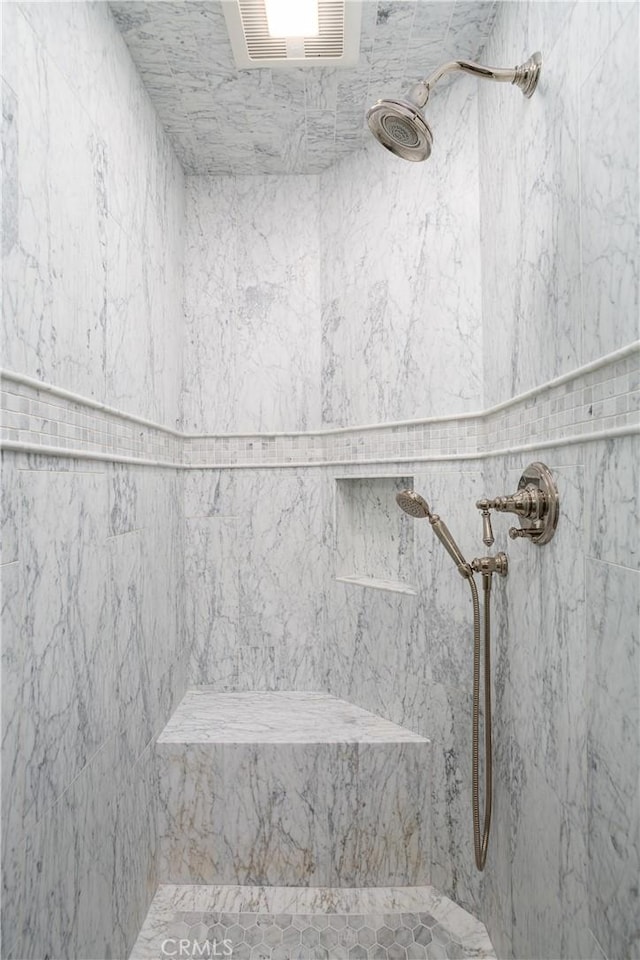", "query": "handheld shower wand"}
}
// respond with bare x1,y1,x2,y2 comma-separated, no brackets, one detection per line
395,491,472,579
396,489,503,871
396,466,558,872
